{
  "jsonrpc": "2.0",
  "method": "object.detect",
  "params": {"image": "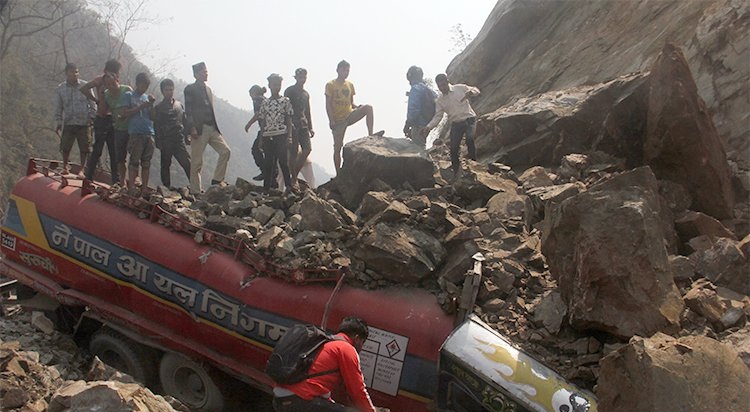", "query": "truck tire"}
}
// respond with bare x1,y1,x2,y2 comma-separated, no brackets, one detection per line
159,352,224,412
89,329,157,386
